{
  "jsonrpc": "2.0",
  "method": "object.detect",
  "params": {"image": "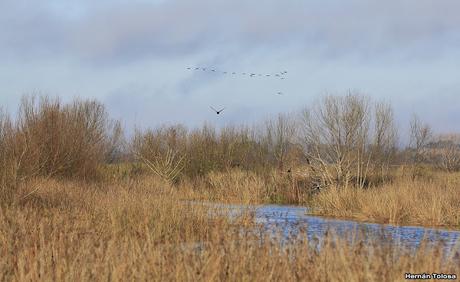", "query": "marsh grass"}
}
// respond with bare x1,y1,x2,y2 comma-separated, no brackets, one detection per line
1,178,459,281
312,171,460,228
